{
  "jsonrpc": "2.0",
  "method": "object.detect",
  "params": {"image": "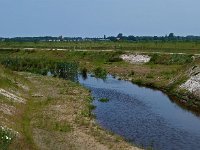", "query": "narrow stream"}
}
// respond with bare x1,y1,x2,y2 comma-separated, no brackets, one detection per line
79,74,200,150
